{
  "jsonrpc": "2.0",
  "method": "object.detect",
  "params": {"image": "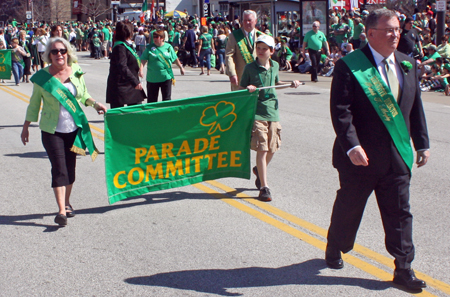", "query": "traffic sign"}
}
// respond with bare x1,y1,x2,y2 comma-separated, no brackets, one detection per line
436,0,446,11
26,13,32,20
